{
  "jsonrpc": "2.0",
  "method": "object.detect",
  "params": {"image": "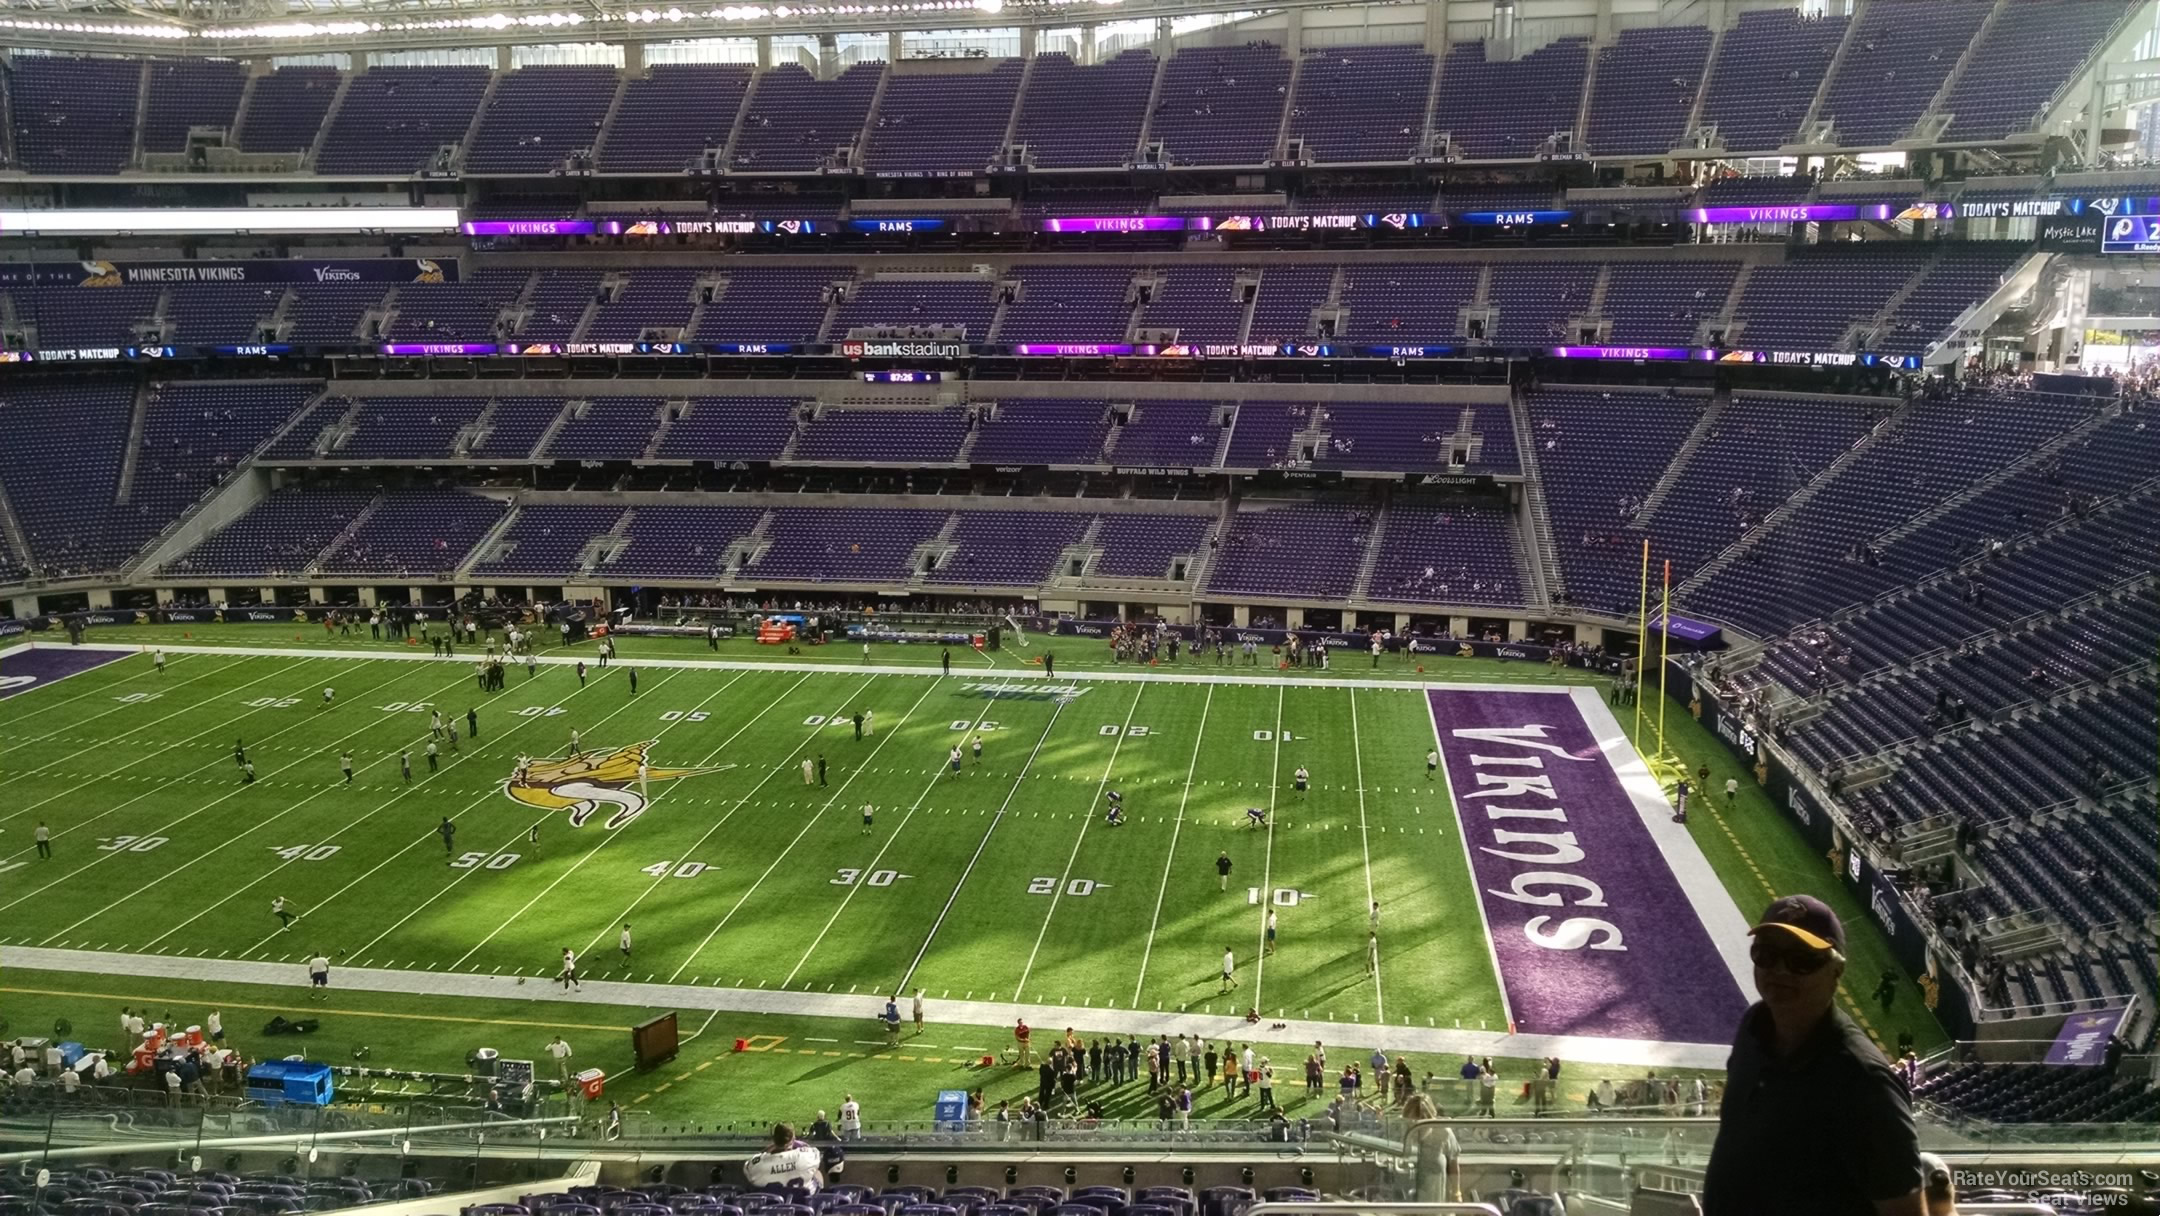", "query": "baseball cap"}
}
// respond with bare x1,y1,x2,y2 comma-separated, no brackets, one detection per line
1749,893,1846,953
